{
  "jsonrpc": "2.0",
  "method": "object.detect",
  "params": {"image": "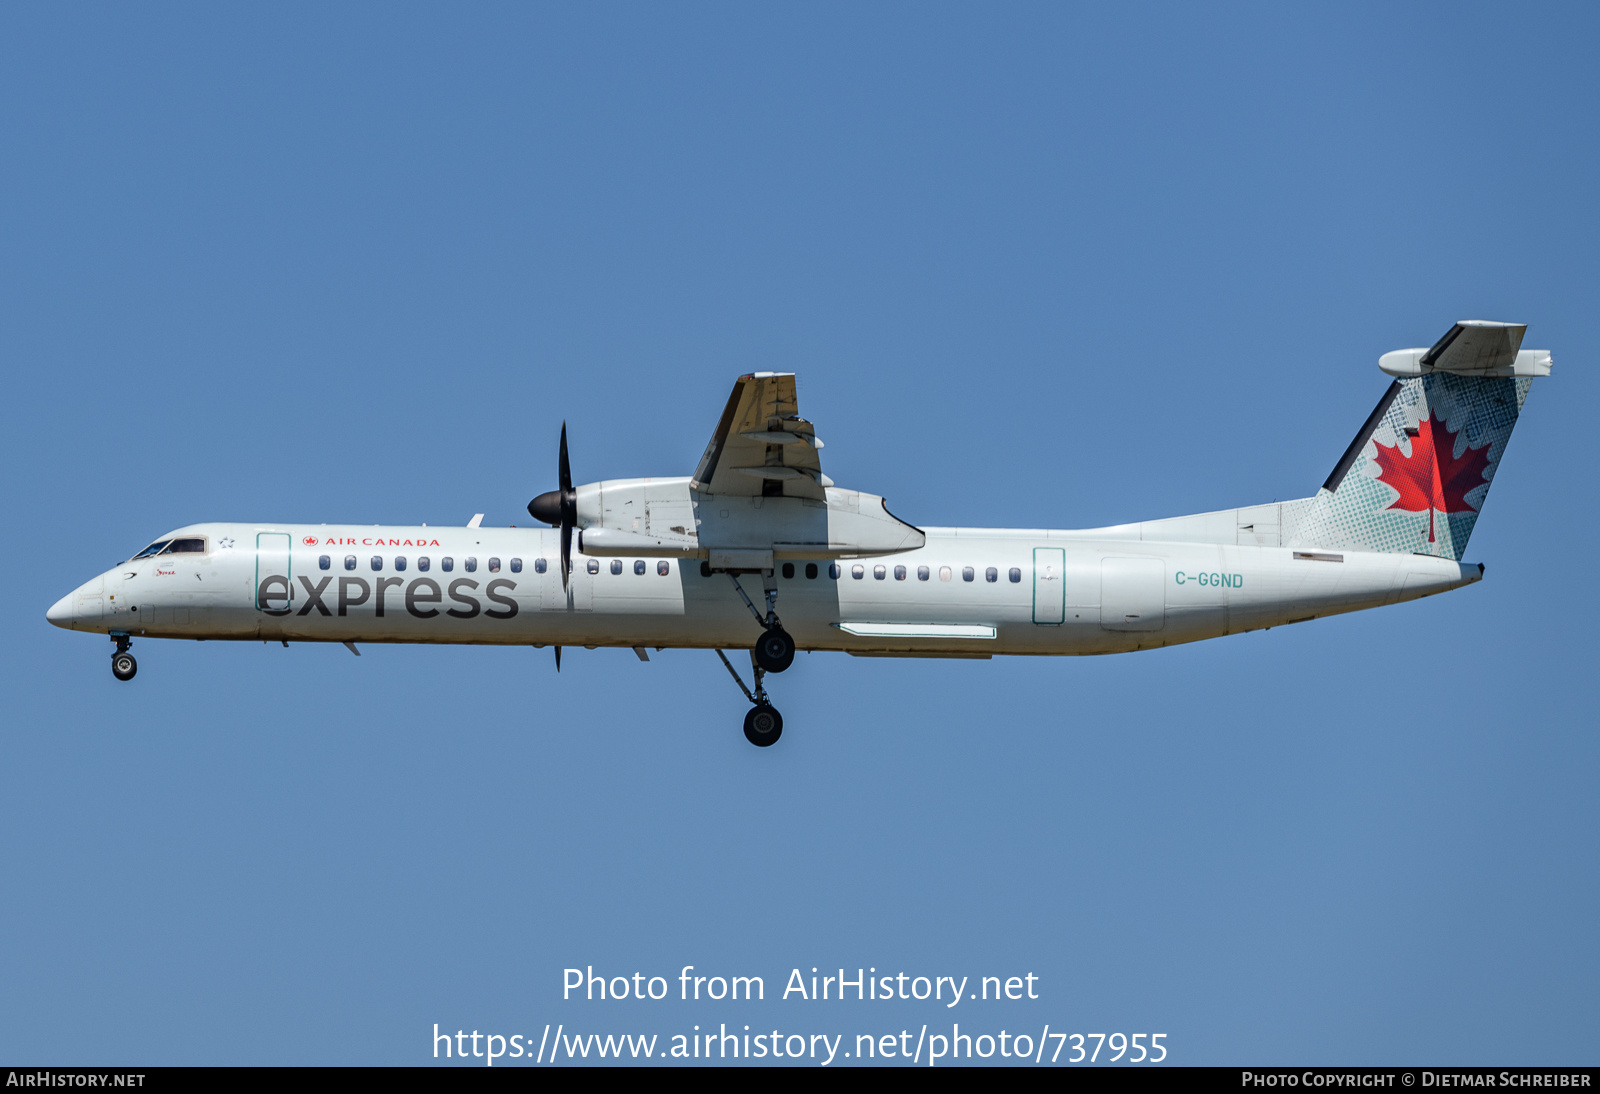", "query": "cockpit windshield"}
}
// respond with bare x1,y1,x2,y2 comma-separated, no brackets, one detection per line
130,537,207,561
